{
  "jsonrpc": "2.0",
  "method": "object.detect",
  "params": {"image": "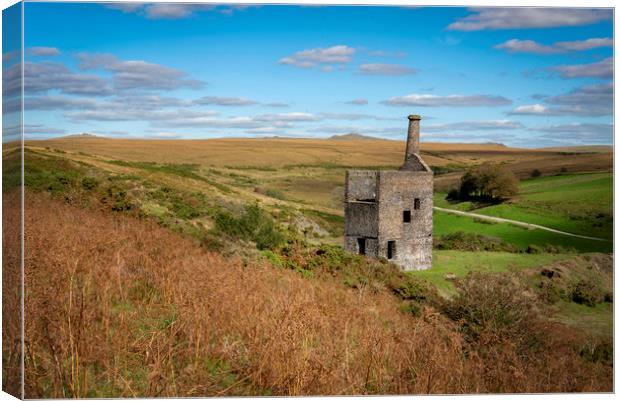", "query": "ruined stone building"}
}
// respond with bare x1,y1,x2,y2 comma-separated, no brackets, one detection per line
344,115,433,271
